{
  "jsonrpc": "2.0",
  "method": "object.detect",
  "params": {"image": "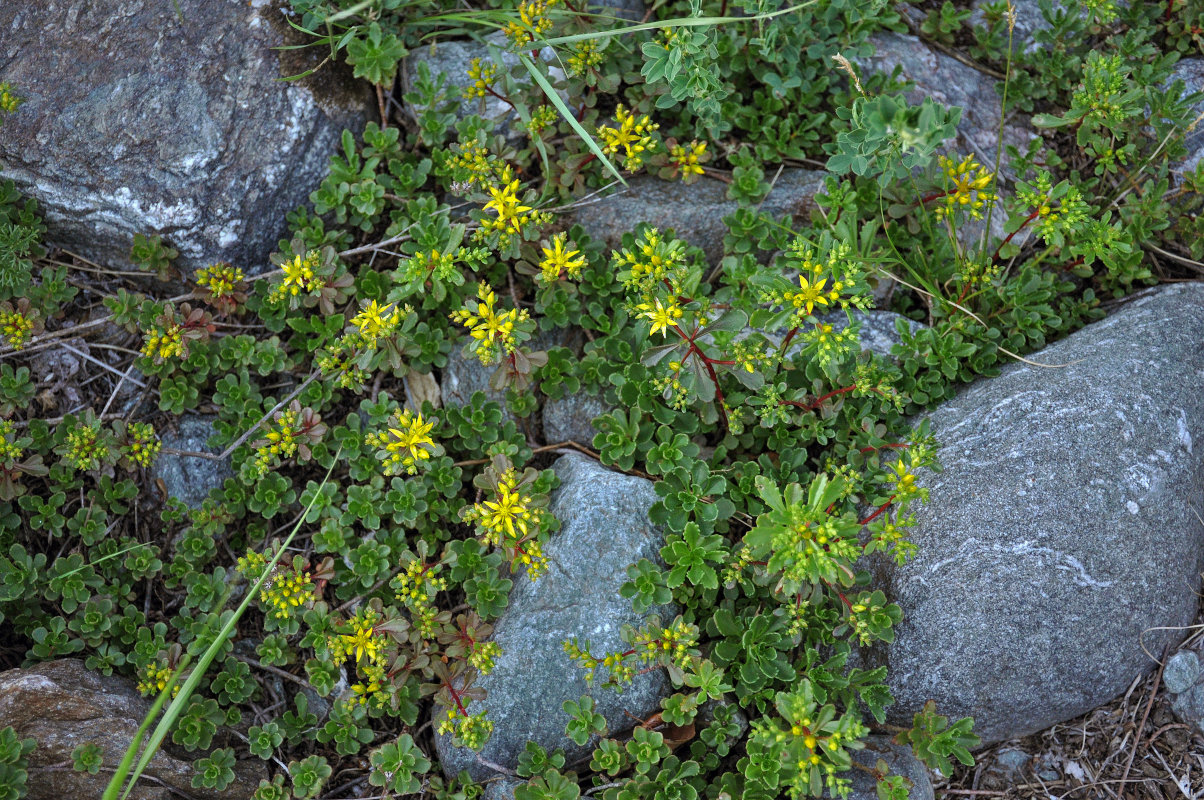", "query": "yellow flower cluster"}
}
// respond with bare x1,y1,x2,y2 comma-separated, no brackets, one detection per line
537,233,586,283
934,154,996,220
137,662,179,698
63,420,108,472
444,141,498,189
261,565,314,621
348,667,387,708
567,40,604,76
400,248,460,283
250,407,301,476
195,263,245,304
329,607,386,666
0,421,23,463
0,308,33,350
463,58,499,100
613,227,687,297
393,558,448,638
632,617,697,669
350,299,404,346
450,282,531,364
365,410,438,476
477,166,546,245
239,550,315,621
0,82,20,113
123,422,161,468
438,704,494,751
597,105,659,171
270,250,323,303
469,640,503,675
503,0,560,45
636,296,684,337
463,469,548,578
140,322,184,361
525,105,559,137
670,140,707,179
